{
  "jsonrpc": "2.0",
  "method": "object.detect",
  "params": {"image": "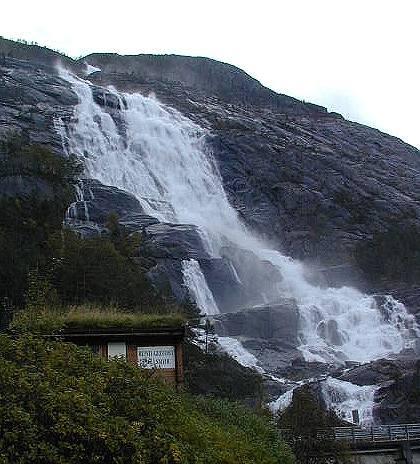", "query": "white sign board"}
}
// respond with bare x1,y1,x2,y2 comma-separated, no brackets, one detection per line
138,346,175,370
108,342,127,359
